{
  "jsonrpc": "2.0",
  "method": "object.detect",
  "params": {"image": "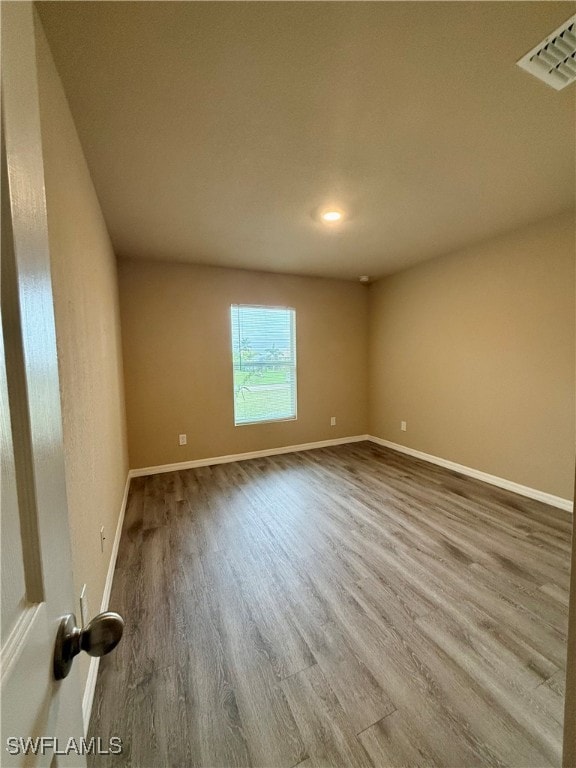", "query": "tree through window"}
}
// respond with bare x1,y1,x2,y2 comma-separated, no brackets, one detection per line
230,305,297,426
